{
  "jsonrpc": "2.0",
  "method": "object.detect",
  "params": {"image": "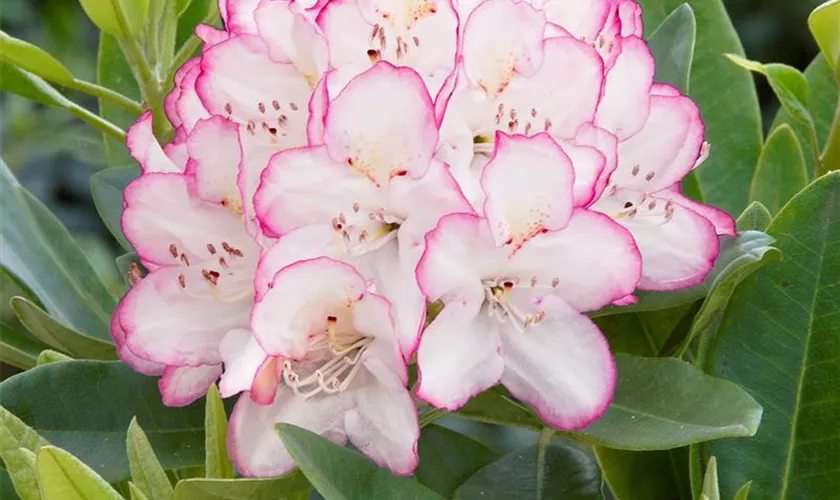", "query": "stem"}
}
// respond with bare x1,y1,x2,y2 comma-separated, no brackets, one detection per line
819,96,840,177
418,407,448,428
65,79,144,114
66,102,126,139
535,428,555,499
